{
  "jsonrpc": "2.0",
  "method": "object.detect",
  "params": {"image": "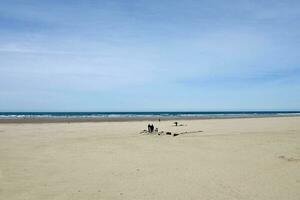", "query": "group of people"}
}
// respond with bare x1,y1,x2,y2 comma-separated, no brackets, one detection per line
148,124,155,133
